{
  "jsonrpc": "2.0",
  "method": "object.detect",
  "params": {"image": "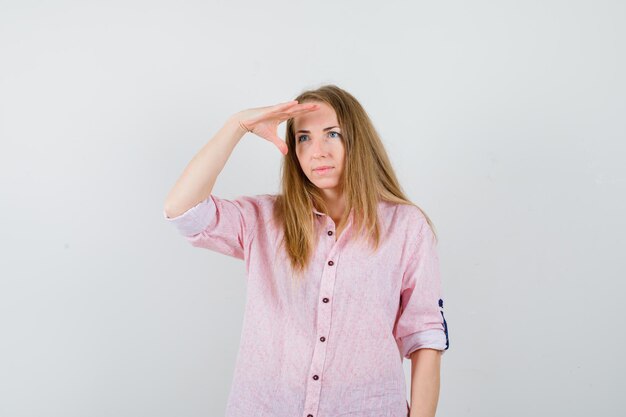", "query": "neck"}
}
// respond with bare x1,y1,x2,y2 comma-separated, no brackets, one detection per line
321,189,347,226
